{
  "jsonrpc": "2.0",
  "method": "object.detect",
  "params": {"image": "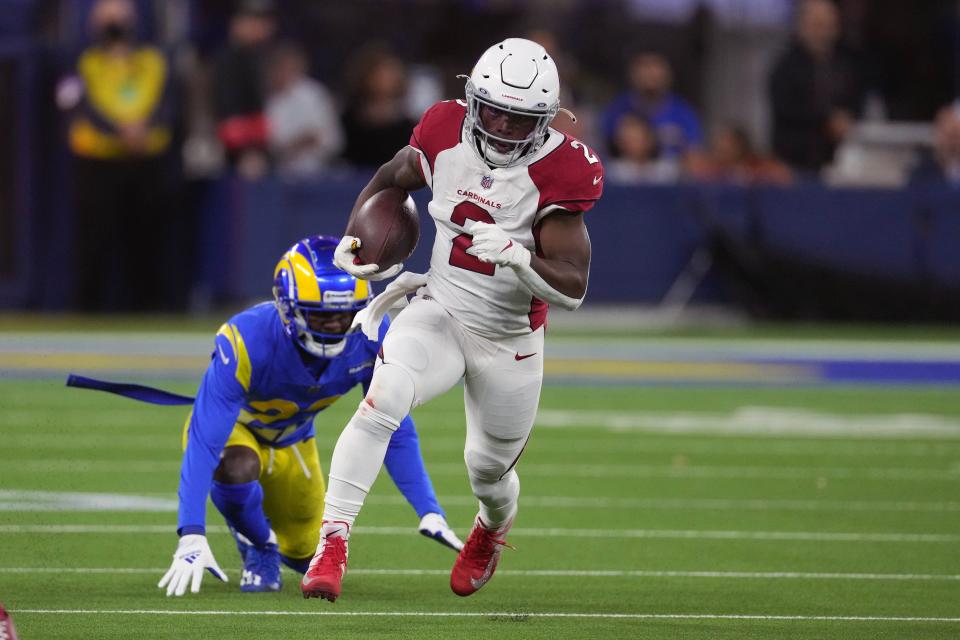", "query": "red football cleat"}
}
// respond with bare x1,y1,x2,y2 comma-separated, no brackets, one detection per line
0,602,20,640
450,517,513,597
301,521,350,602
